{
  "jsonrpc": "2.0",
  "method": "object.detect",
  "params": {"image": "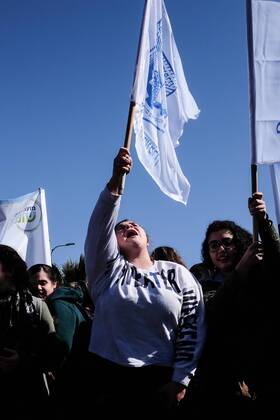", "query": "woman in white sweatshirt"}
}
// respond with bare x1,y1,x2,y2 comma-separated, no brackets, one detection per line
84,147,205,417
